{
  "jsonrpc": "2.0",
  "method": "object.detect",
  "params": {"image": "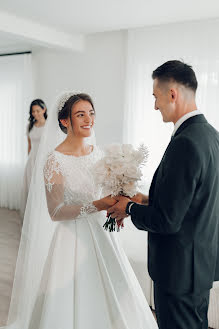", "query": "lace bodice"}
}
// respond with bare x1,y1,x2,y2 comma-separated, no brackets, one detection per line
44,145,103,221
